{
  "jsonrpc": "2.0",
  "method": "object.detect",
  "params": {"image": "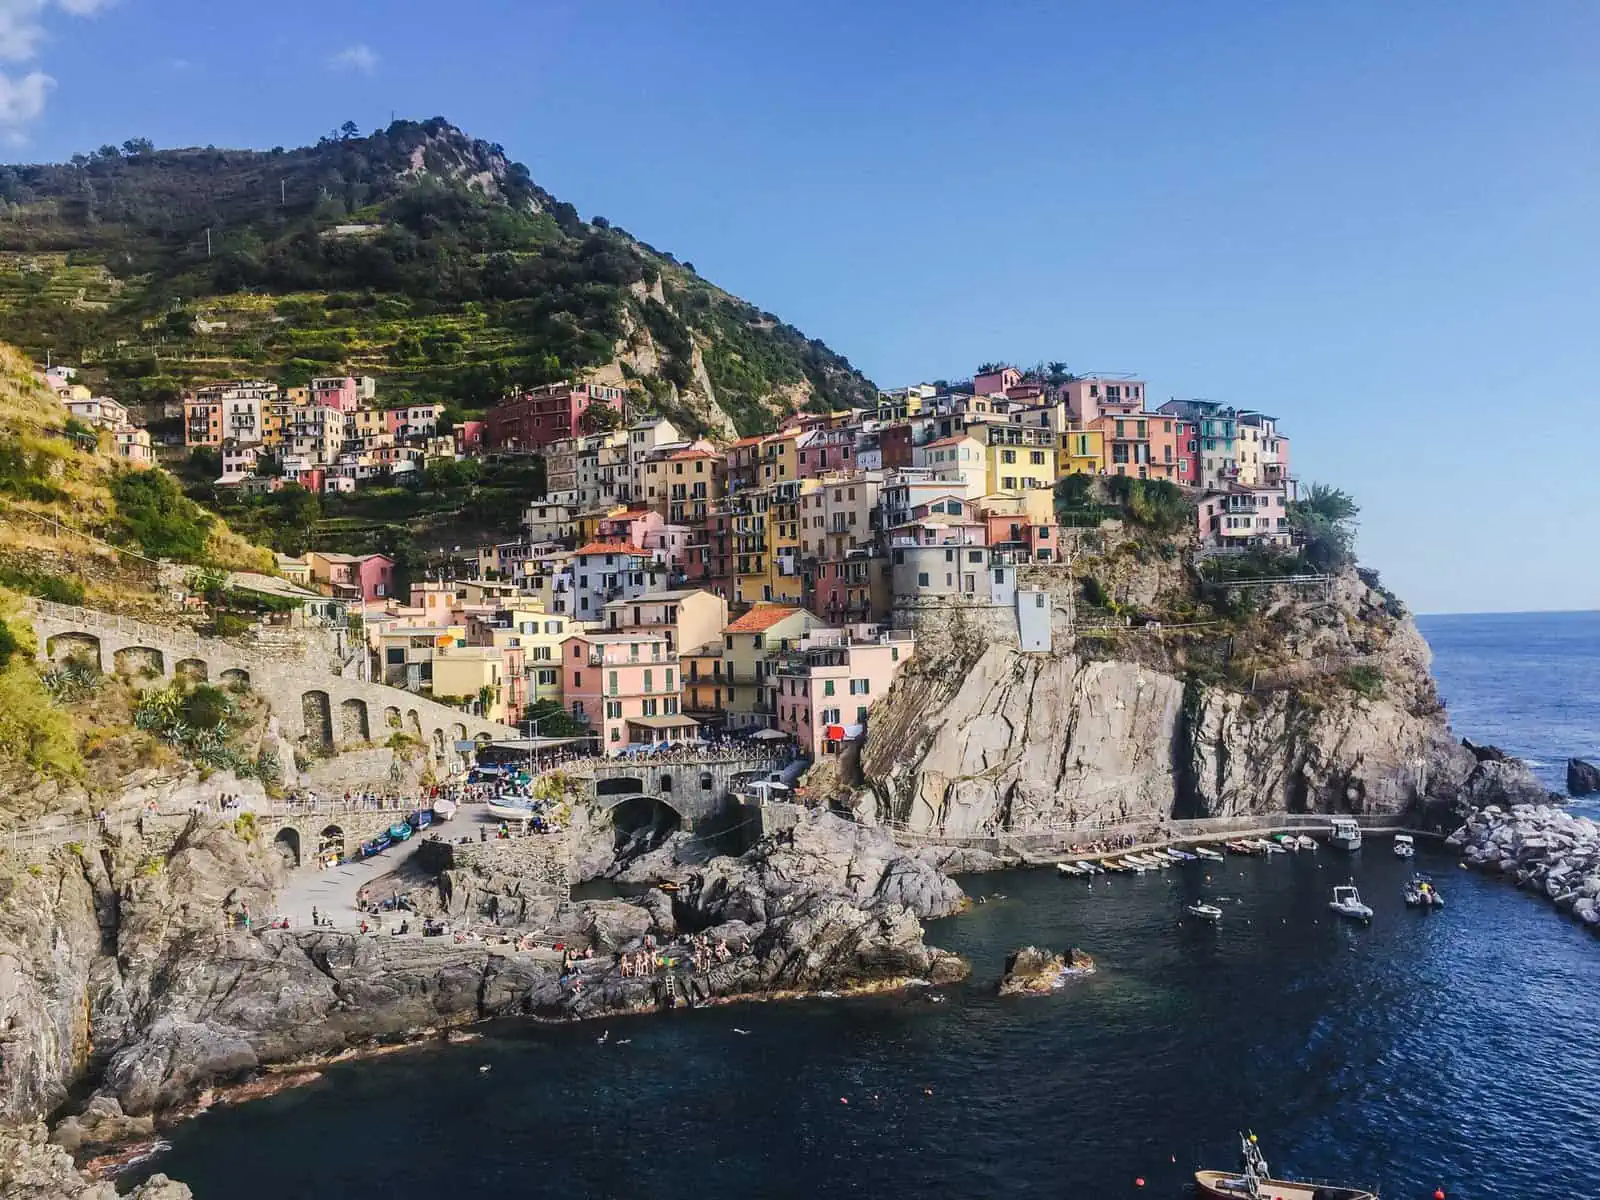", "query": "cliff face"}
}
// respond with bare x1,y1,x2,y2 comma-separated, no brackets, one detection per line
858,574,1478,835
